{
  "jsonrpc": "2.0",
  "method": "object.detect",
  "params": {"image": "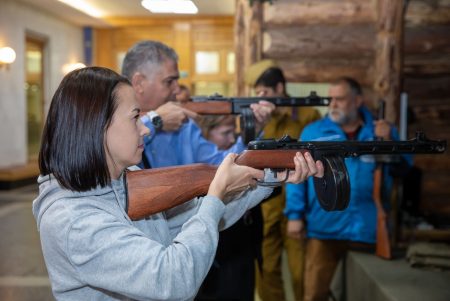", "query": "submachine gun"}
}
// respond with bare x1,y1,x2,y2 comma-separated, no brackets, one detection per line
124,132,446,220
182,91,330,143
